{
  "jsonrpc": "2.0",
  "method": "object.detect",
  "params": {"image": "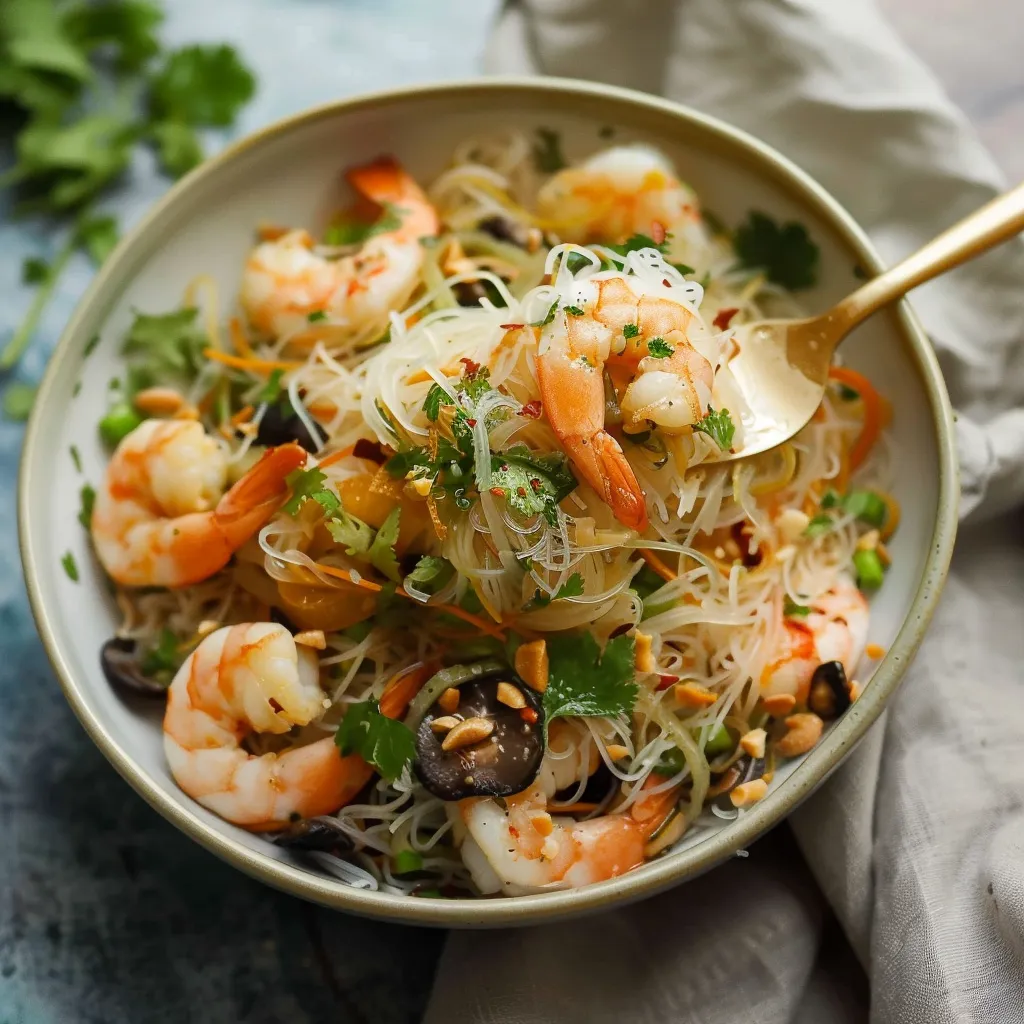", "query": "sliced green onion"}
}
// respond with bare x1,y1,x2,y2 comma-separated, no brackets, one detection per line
393,849,424,875
704,723,735,757
844,490,887,528
99,402,143,447
653,747,685,776
853,548,885,590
